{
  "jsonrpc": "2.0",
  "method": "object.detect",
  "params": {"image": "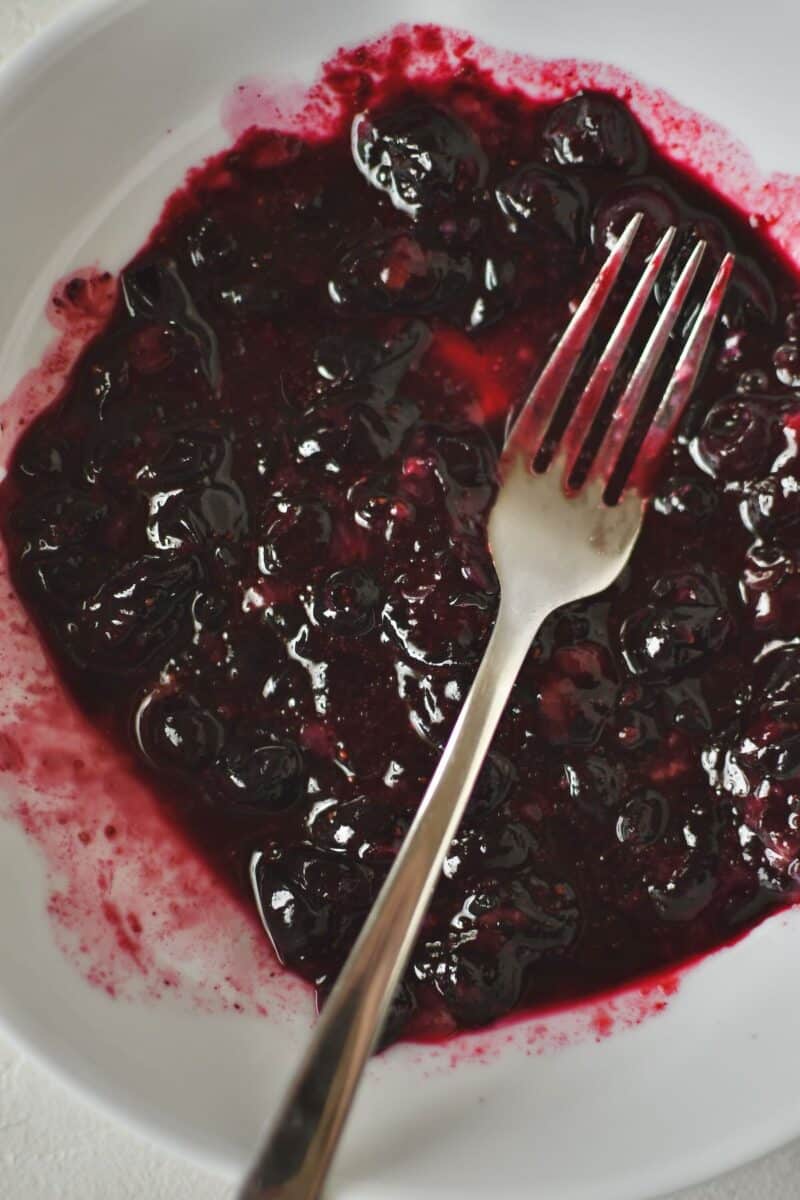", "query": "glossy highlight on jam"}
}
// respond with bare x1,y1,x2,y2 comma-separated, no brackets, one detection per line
2,44,800,1043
